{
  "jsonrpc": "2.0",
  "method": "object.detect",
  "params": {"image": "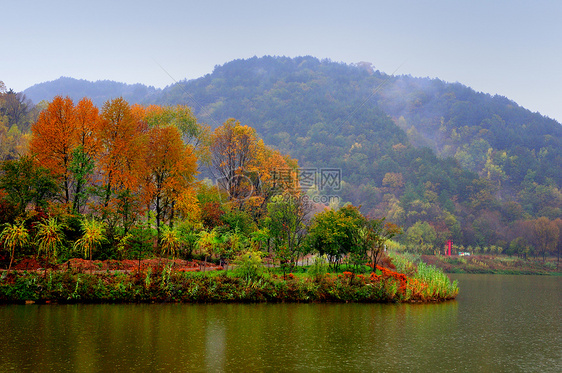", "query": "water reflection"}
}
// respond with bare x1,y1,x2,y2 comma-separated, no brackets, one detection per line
205,319,226,371
0,274,560,372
